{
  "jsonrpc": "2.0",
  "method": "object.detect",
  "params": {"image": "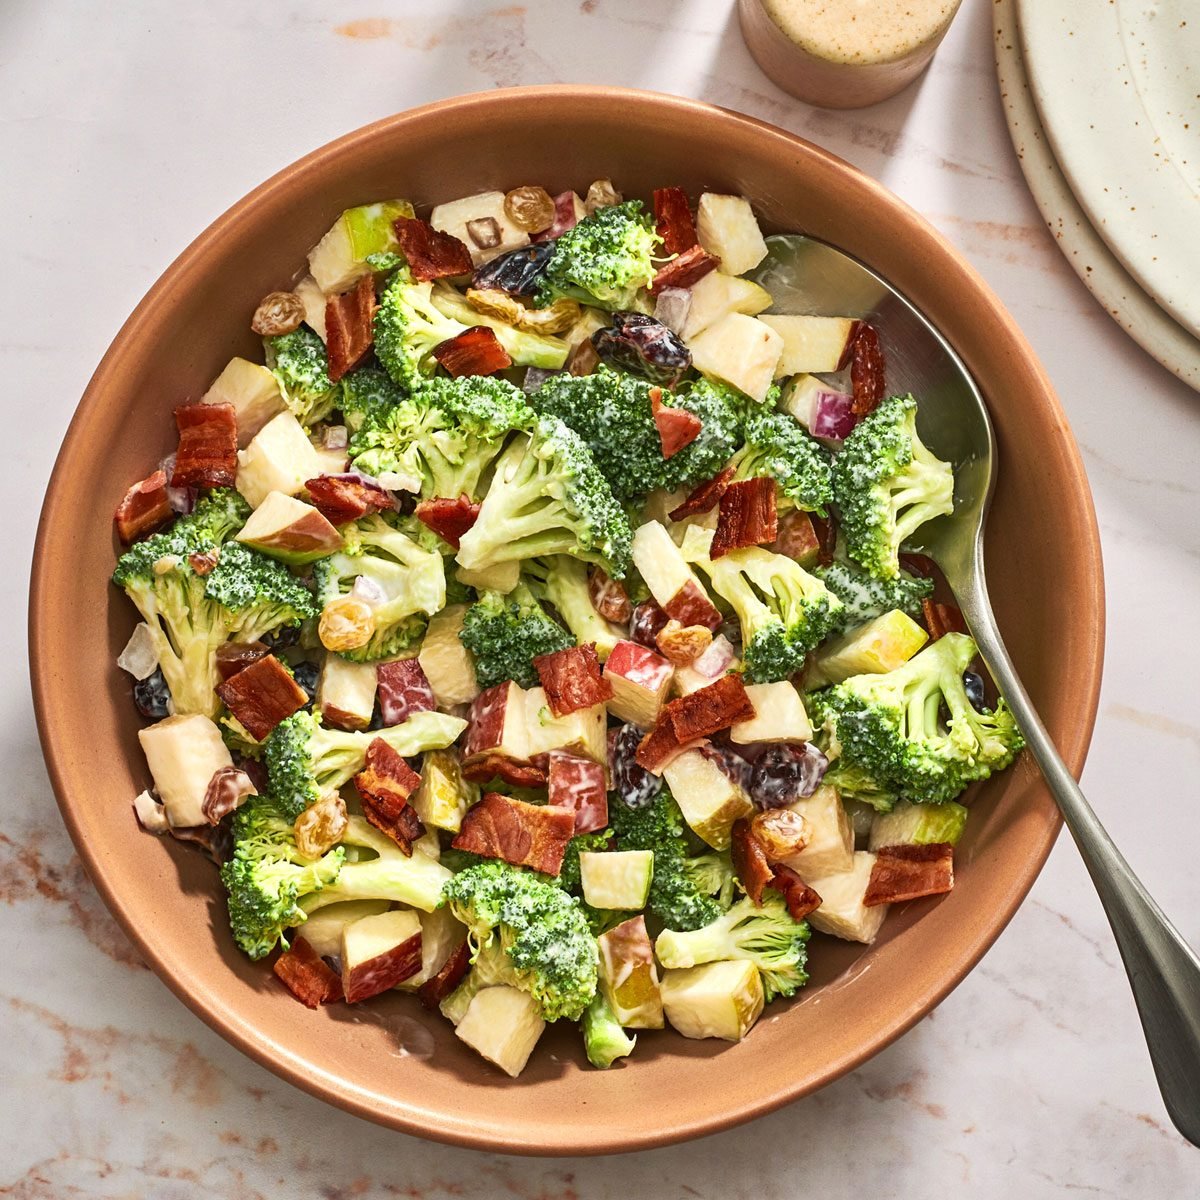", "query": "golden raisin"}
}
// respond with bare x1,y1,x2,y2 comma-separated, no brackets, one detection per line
294,794,348,859
465,288,581,335
751,808,811,860
584,179,622,215
319,596,376,651
504,186,555,233
655,619,713,666
251,290,306,336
